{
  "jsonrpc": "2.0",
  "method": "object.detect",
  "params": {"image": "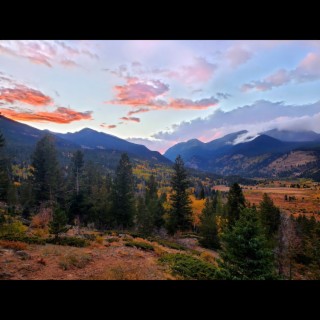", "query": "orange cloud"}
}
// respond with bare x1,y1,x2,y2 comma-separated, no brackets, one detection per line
0,107,92,124
0,86,53,106
100,123,117,129
120,116,140,123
